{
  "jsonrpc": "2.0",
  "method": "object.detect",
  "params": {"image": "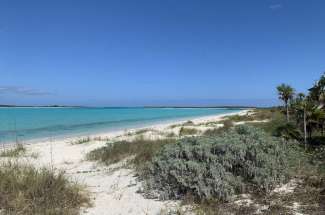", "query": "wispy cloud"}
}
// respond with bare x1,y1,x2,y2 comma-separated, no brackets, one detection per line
0,86,53,96
269,4,283,10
